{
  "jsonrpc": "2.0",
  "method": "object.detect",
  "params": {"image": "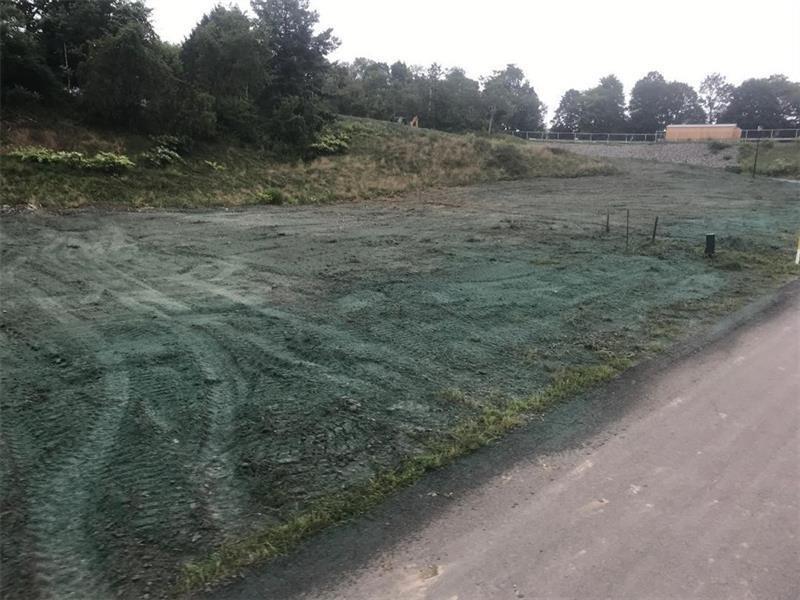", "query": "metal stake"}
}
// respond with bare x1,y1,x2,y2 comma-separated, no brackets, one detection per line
705,233,716,258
